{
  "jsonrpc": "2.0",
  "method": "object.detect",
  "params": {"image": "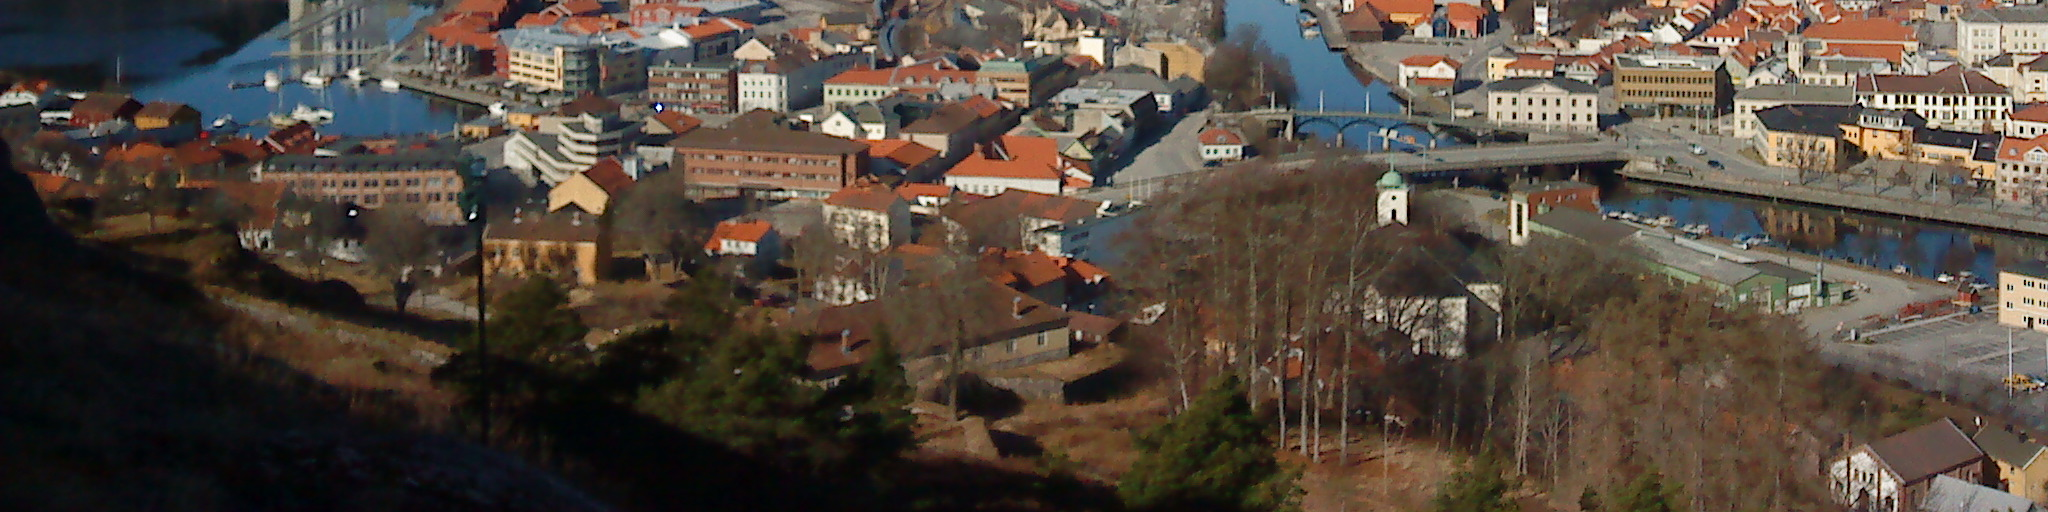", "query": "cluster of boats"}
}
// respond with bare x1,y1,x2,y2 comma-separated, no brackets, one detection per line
1297,10,1320,39
235,68,399,91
